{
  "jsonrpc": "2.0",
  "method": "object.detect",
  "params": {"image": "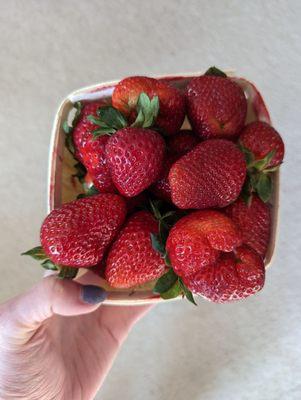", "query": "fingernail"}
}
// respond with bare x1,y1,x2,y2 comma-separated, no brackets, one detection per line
80,285,107,304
